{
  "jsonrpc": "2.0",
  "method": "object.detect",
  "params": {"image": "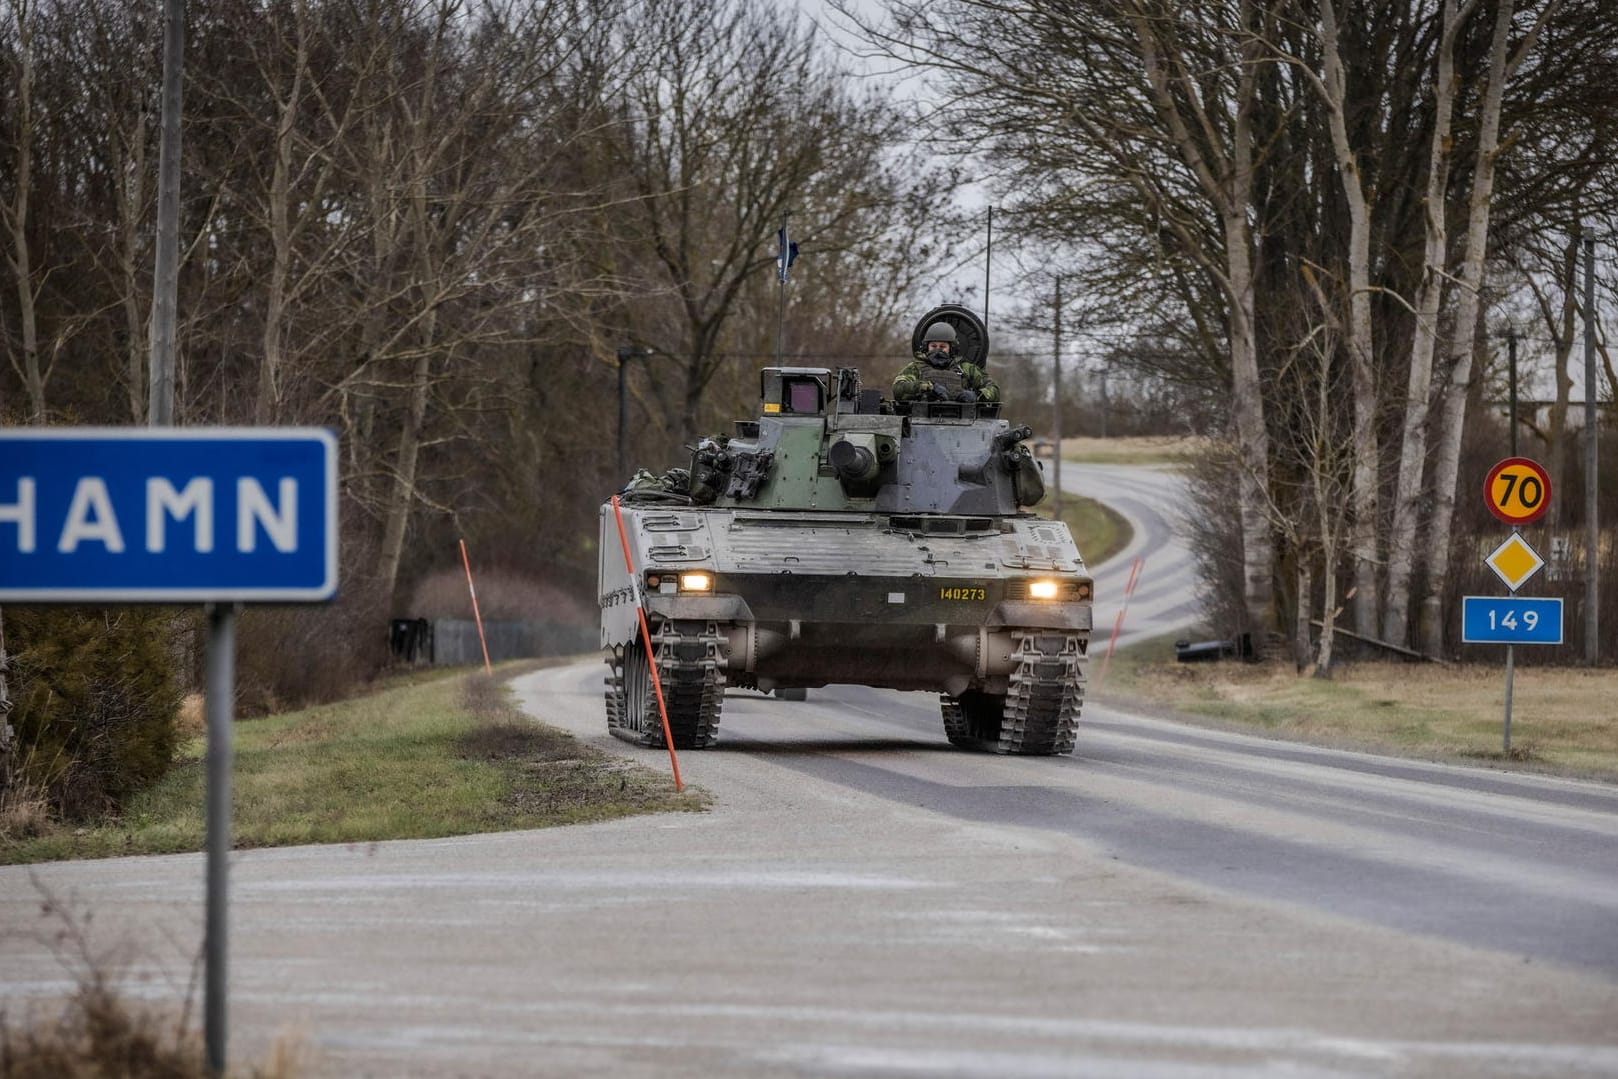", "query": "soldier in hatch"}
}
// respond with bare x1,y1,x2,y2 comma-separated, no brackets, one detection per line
892,322,1000,404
